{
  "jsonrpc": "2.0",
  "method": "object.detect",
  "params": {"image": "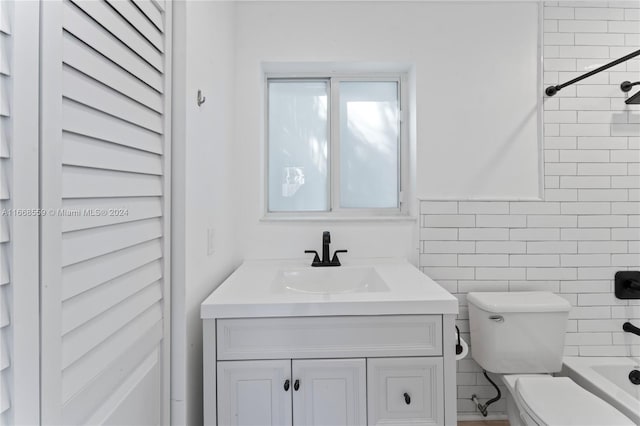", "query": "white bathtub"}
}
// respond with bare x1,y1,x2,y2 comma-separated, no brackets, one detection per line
562,357,640,425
